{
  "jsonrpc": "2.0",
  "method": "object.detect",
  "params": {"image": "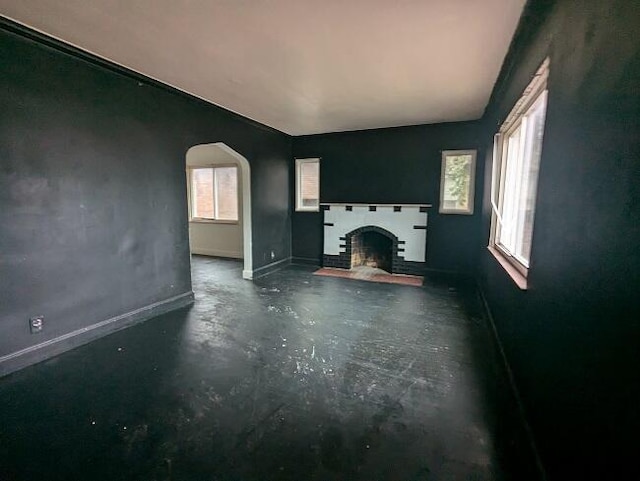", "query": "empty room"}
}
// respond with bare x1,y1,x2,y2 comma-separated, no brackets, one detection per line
1,1,638,480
